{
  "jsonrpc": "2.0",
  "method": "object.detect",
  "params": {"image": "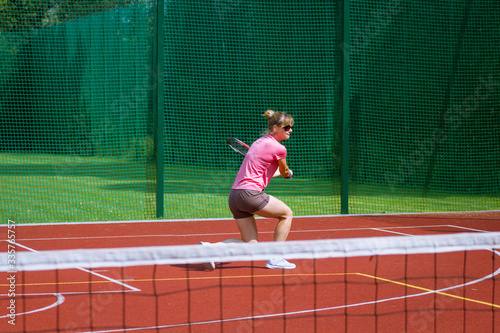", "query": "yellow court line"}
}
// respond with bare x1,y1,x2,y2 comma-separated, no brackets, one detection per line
129,272,347,283
0,279,135,287
0,272,345,287
355,272,500,309
2,272,499,309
